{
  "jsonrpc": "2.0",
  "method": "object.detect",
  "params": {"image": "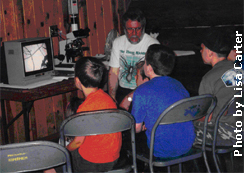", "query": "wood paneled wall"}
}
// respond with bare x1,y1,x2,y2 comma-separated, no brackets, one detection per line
0,0,131,144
